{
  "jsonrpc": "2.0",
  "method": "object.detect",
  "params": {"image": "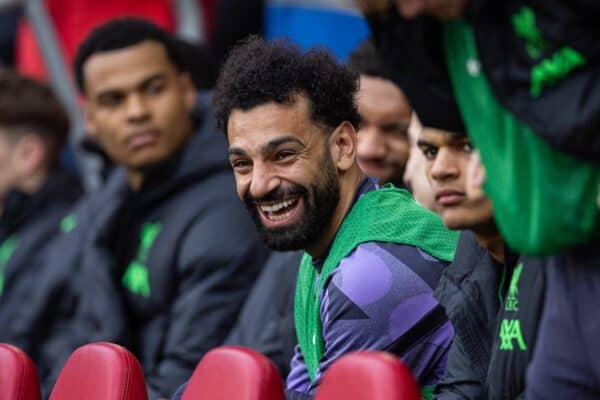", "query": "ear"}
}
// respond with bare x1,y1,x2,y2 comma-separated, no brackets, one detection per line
328,121,357,173
84,103,98,139
15,134,47,176
179,73,197,113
